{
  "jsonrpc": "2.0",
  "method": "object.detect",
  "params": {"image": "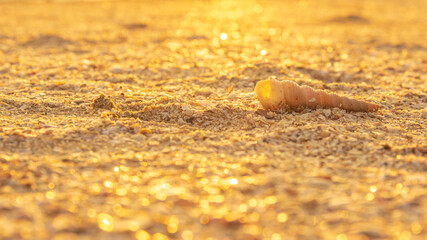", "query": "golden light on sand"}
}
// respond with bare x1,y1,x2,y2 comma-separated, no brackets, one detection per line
412,223,423,234
366,193,375,201
277,213,288,223
141,198,150,206
87,209,97,218
200,199,209,208
265,196,277,204
116,188,127,196
0,0,426,239
136,230,151,240
336,234,348,240
249,199,257,207
89,184,101,193
181,230,194,240
200,215,210,225
229,178,238,185
45,191,55,199
104,180,113,188
239,203,248,212
152,233,169,240
167,216,179,233
220,33,228,40
128,221,139,231
98,213,114,232
272,233,282,240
